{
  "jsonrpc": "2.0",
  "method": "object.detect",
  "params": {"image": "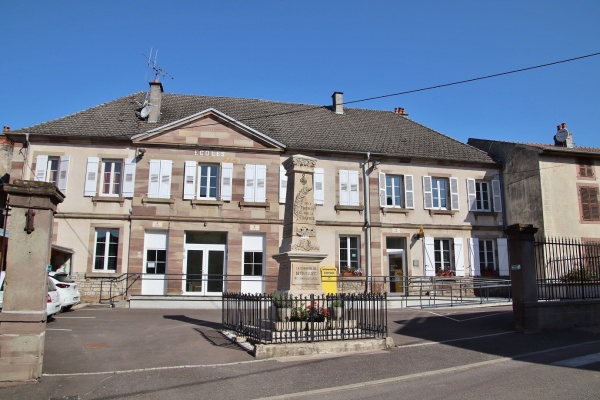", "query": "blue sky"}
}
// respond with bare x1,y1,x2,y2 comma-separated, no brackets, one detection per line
2,1,599,148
